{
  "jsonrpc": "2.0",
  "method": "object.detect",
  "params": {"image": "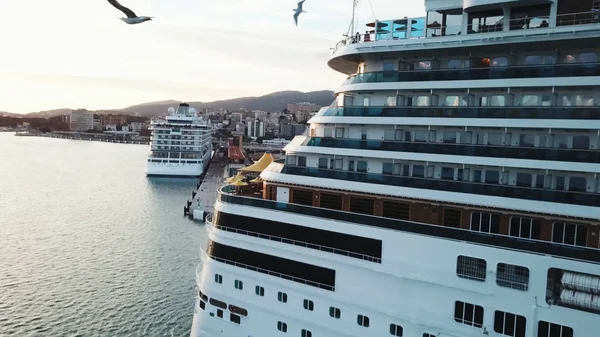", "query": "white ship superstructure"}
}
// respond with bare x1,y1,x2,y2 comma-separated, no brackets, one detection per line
146,103,212,177
191,1,600,336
